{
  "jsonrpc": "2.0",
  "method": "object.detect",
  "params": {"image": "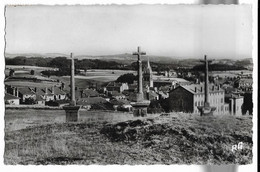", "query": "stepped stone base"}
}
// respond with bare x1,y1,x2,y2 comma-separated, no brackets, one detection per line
197,106,216,116
63,105,81,122
131,100,150,117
